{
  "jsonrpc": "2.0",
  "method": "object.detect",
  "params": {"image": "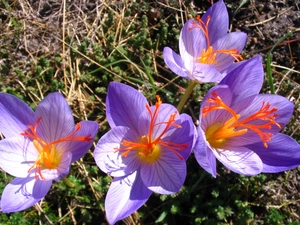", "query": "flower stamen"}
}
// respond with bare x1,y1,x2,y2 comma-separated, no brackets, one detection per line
115,96,188,162
189,15,243,65
202,91,281,148
21,119,92,180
